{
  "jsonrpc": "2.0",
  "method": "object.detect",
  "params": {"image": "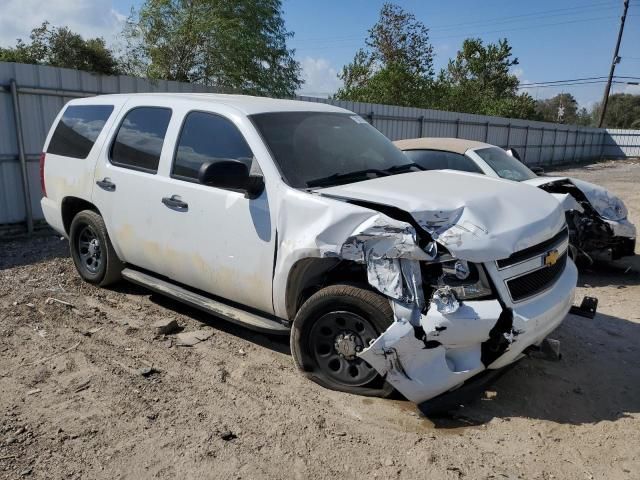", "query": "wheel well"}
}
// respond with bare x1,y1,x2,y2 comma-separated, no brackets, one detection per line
61,197,99,235
285,257,369,319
